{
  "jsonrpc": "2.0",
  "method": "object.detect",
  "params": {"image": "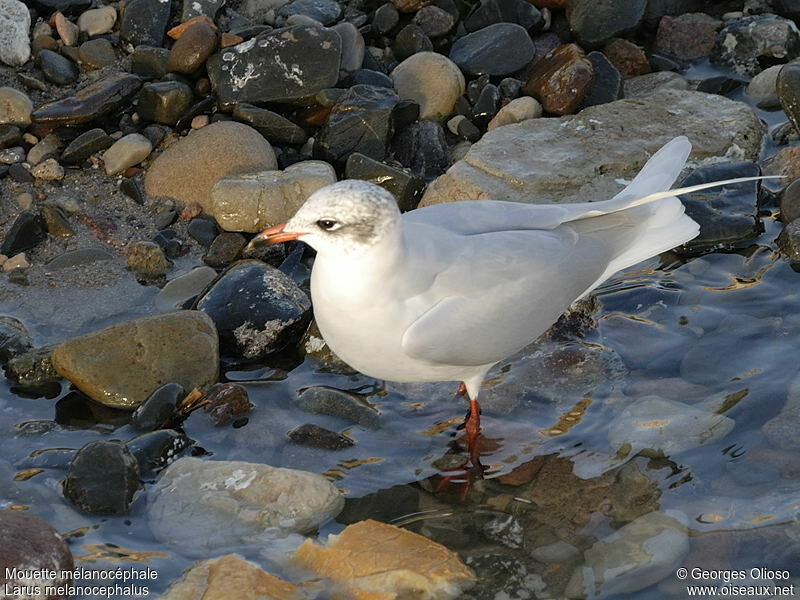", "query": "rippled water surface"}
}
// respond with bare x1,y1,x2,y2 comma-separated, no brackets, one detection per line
2,105,800,599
